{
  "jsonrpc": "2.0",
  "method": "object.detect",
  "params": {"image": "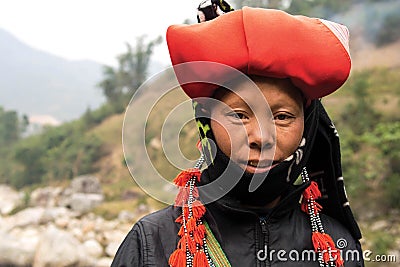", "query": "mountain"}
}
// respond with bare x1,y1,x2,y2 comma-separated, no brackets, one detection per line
0,28,105,122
